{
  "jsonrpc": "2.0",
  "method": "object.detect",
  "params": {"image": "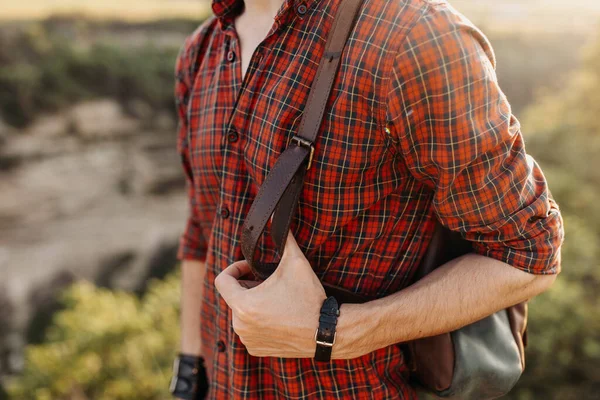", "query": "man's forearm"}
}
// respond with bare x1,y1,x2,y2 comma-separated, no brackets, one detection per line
180,259,206,355
332,253,557,359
